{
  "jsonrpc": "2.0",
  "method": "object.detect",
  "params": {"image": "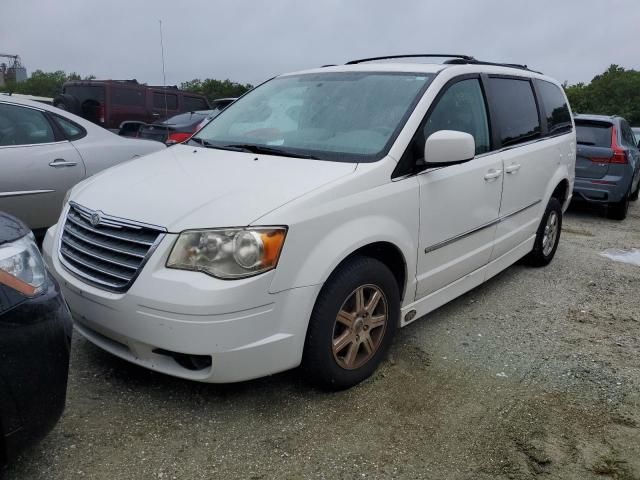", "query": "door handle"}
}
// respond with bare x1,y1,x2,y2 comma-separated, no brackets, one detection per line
505,163,521,174
49,159,78,168
484,169,502,181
